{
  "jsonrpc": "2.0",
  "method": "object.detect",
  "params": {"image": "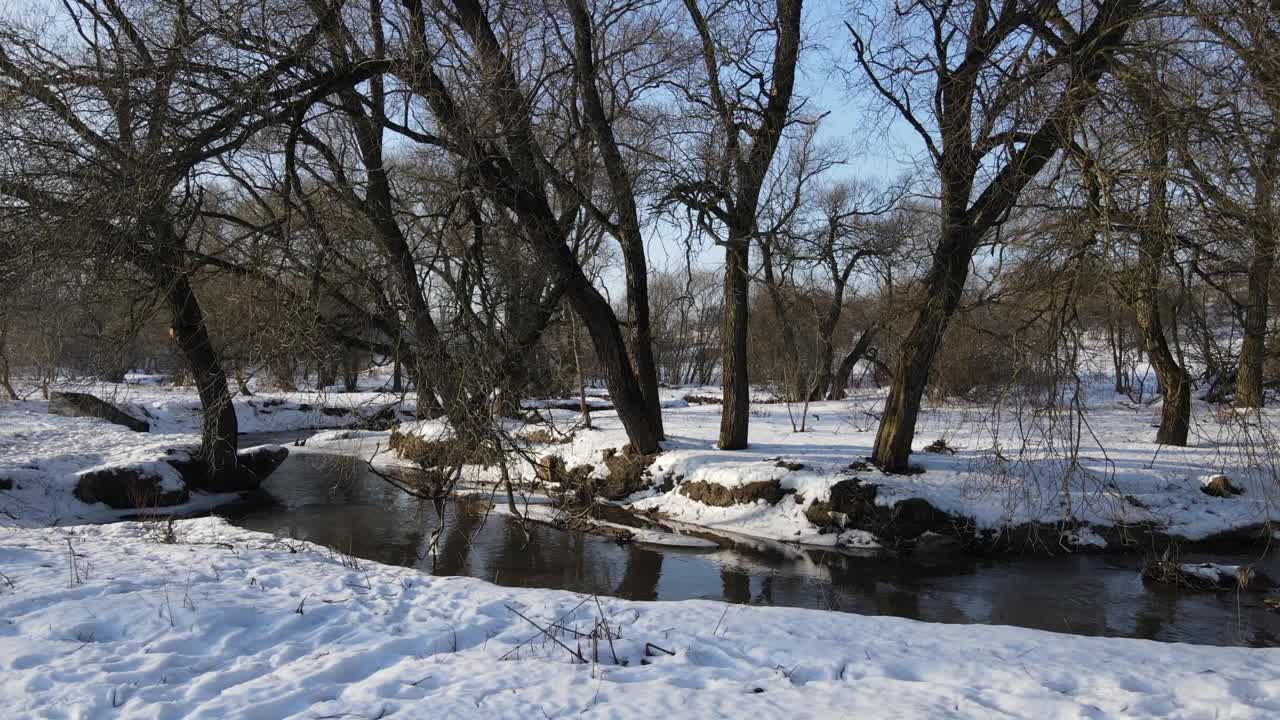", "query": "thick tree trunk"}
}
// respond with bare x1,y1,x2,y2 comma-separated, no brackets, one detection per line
1138,306,1191,445
555,253,660,453
719,236,751,450
622,242,664,438
873,230,973,472
809,340,834,402
565,0,663,438
155,262,239,488
1236,225,1276,409
1134,129,1190,445
571,312,592,430
1158,367,1191,445
826,326,876,400
1107,309,1128,394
